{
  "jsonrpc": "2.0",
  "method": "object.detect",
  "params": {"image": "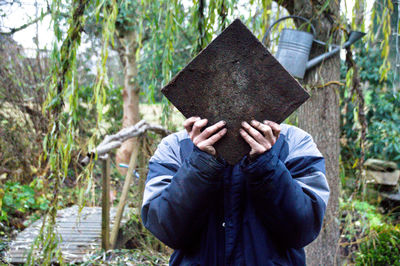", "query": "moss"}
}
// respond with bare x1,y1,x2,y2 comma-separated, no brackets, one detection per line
355,224,400,266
